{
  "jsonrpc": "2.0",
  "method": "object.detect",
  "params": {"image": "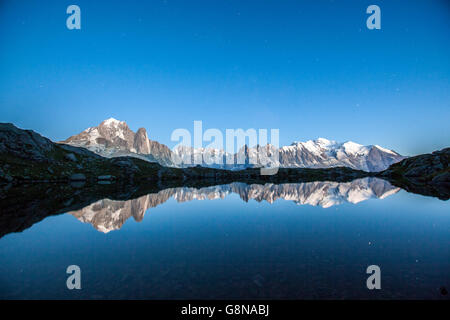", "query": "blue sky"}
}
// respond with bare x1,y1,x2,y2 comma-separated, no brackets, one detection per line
0,0,449,155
